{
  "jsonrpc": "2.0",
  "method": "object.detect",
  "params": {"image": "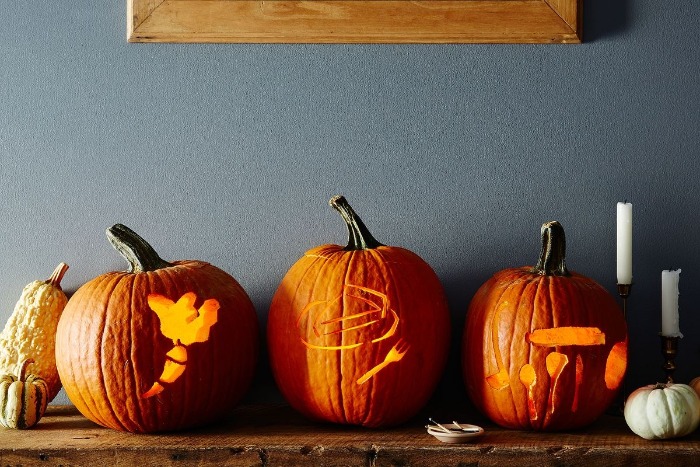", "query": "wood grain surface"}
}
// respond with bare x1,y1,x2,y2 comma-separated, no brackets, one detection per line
127,0,582,44
0,404,698,466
